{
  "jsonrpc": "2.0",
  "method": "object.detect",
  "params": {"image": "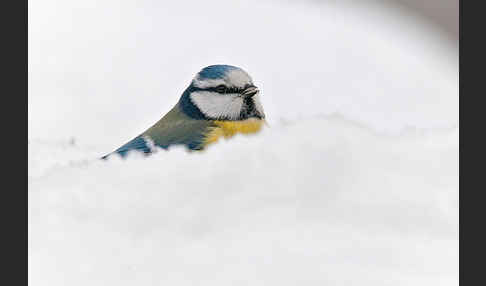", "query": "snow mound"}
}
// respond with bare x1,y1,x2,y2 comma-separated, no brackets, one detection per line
29,116,458,286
